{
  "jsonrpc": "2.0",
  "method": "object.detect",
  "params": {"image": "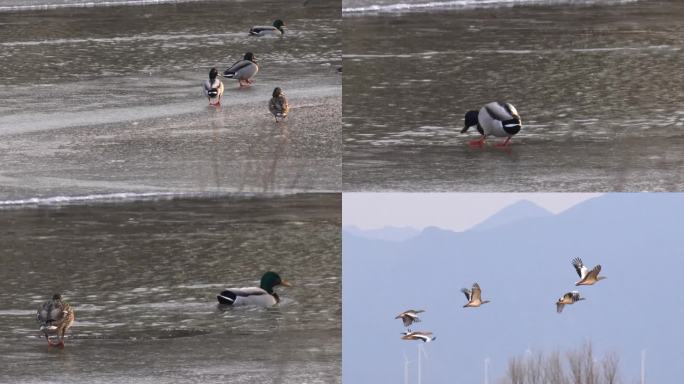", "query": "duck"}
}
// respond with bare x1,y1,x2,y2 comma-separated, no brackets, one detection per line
556,291,585,313
203,67,224,106
461,101,522,147
269,87,290,121
217,271,291,306
401,330,436,343
36,293,75,348
572,257,606,286
223,52,259,87
461,282,490,308
395,309,424,327
249,20,285,36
